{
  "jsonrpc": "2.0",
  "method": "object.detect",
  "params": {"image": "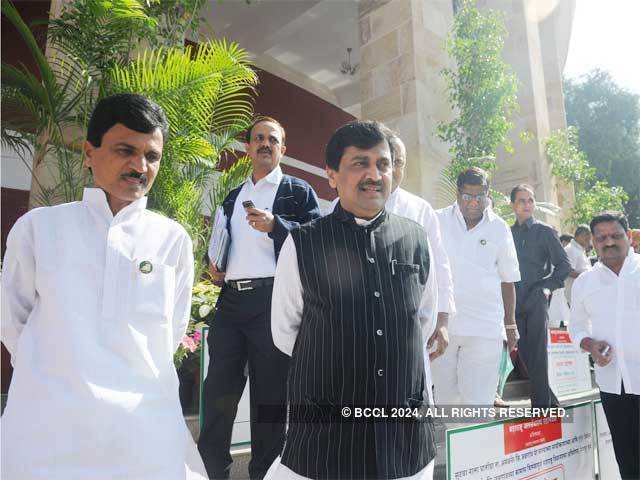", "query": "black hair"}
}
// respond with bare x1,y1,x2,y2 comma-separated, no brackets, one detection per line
560,234,574,244
456,167,489,191
574,224,591,238
589,211,629,234
510,184,535,203
244,115,286,144
325,120,393,171
87,93,169,147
